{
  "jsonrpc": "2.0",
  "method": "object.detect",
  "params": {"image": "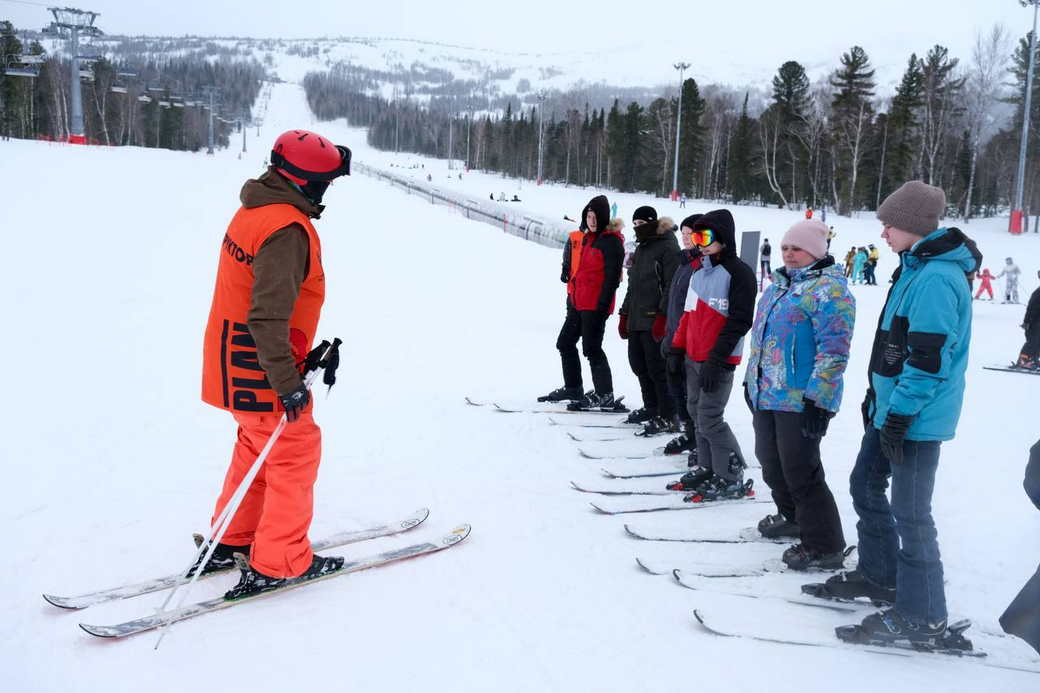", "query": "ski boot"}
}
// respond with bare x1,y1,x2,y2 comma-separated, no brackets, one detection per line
781,543,849,571
666,464,713,491
663,431,694,455
636,416,679,437
686,447,699,467
683,475,754,503
187,533,251,577
624,407,654,424
801,569,896,605
224,553,345,601
836,609,971,651
757,513,801,539
567,391,628,412
537,385,582,403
